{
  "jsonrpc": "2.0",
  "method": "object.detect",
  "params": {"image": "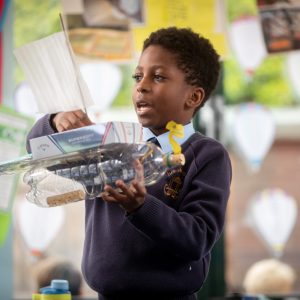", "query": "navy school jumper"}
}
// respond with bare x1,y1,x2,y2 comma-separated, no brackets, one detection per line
26,114,232,299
